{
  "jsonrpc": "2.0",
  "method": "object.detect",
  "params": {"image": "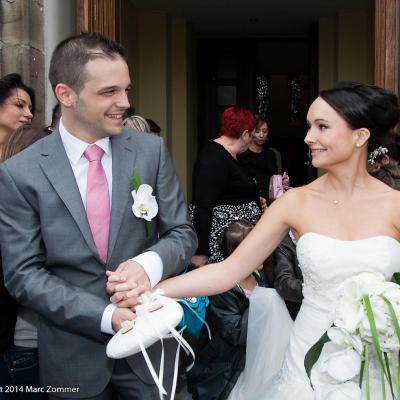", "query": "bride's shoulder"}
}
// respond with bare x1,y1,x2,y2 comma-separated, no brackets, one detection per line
386,190,400,232
273,185,310,207
280,180,322,201
371,176,400,199
386,185,400,206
